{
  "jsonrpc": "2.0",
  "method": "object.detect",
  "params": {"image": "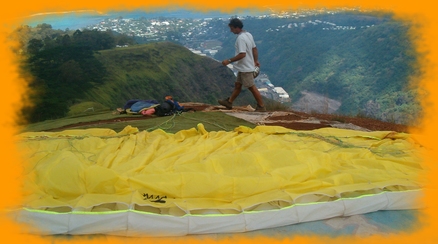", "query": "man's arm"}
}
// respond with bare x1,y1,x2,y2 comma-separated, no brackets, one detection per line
222,52,246,66
252,47,260,67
